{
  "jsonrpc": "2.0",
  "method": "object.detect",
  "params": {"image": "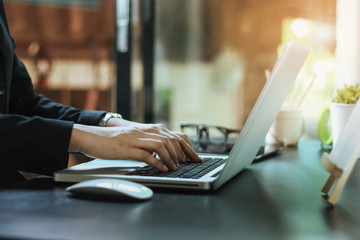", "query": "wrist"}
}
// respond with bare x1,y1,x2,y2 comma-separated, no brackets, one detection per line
69,124,105,154
106,117,125,127
69,124,84,153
